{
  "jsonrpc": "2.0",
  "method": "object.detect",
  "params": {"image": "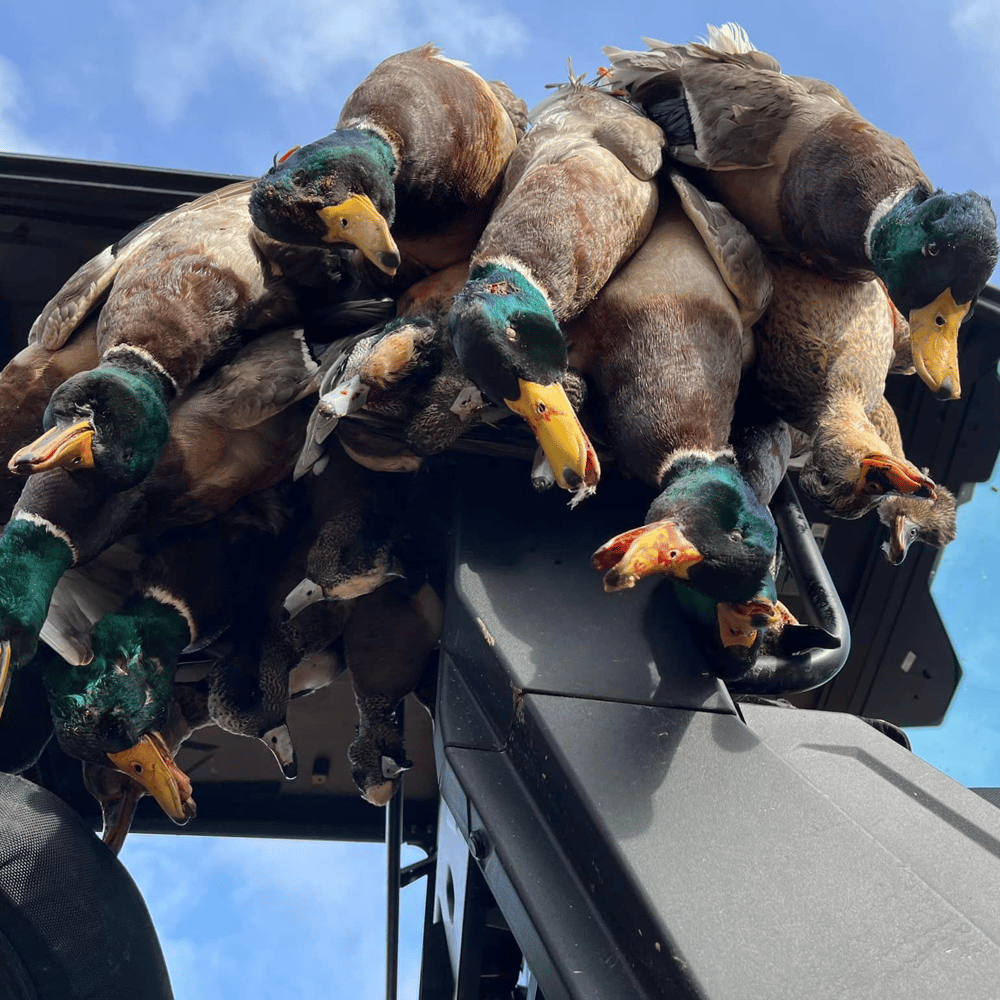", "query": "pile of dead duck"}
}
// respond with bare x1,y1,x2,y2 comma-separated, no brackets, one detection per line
0,24,993,851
